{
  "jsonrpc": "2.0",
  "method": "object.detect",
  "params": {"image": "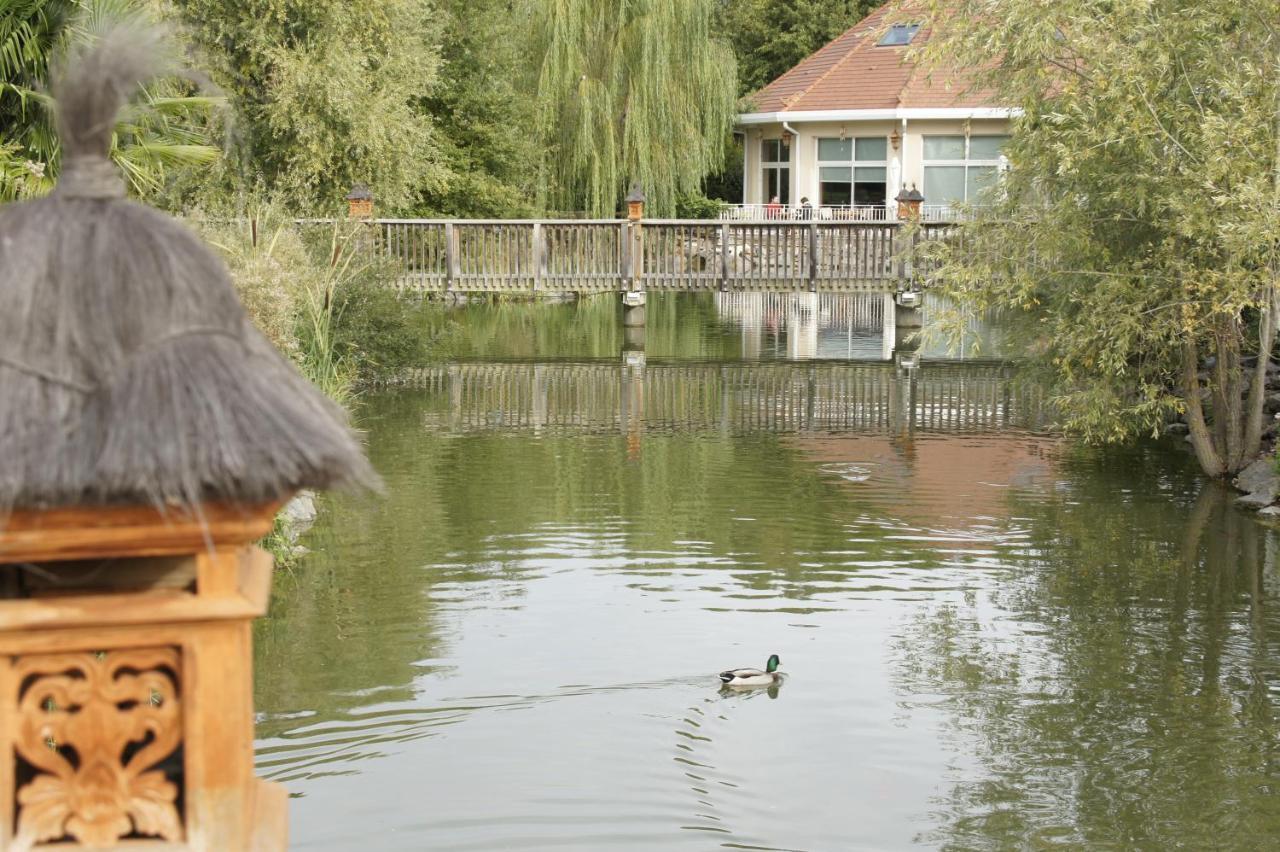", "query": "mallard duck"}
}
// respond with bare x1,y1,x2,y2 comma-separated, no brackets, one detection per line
719,654,781,687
